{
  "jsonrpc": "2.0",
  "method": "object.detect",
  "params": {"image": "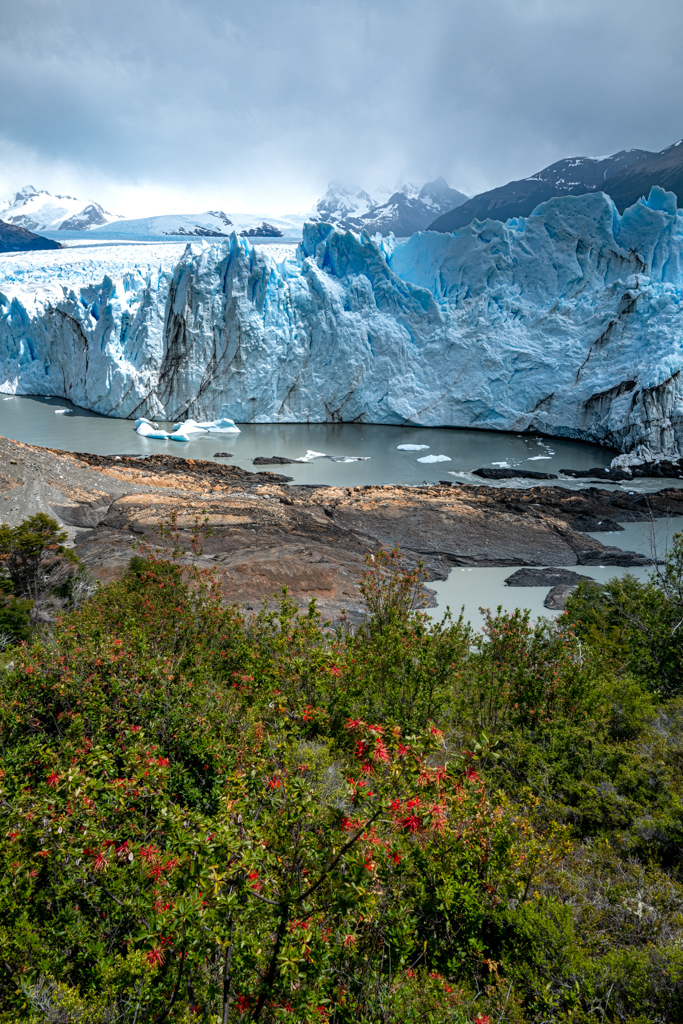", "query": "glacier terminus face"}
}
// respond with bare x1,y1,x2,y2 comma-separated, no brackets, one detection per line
1,187,683,463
